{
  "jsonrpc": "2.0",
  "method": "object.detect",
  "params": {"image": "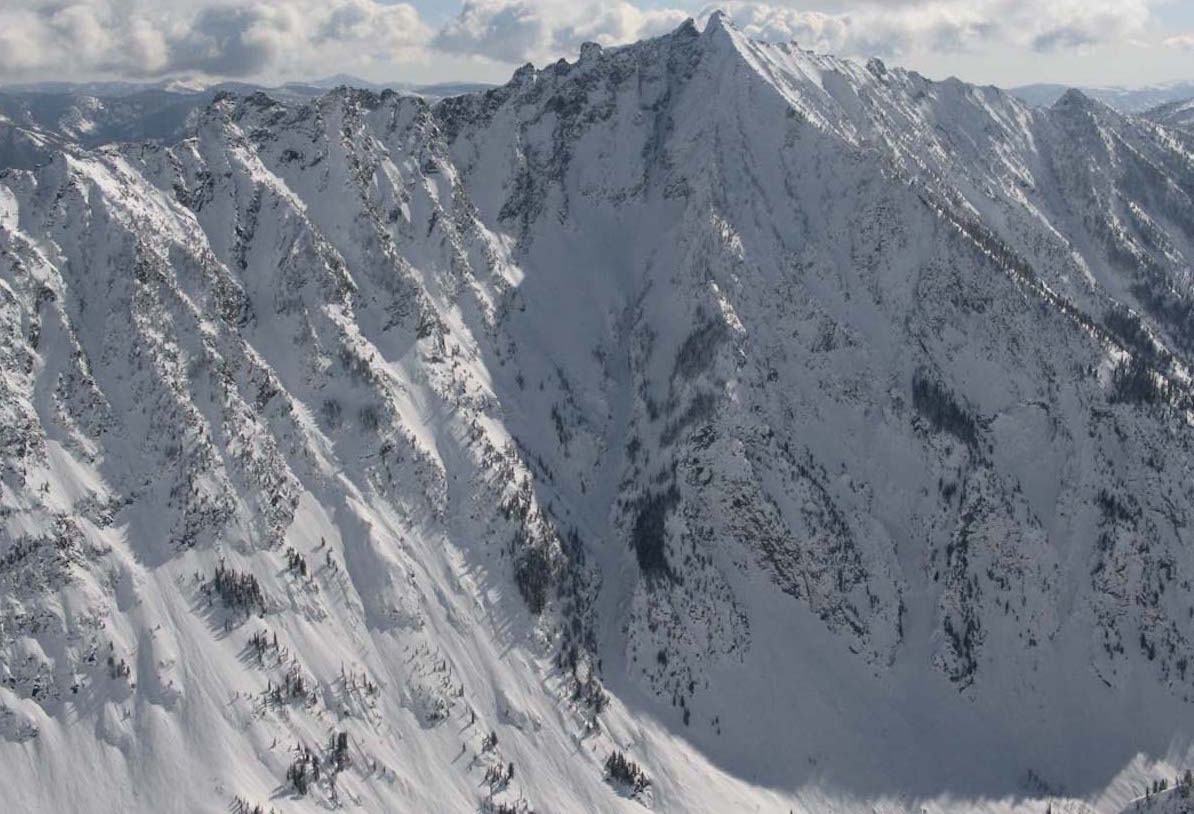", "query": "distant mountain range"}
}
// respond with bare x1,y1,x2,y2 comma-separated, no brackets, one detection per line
9,71,1191,117
1144,97,1194,131
1,74,496,99
1009,80,1194,112
0,75,498,160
